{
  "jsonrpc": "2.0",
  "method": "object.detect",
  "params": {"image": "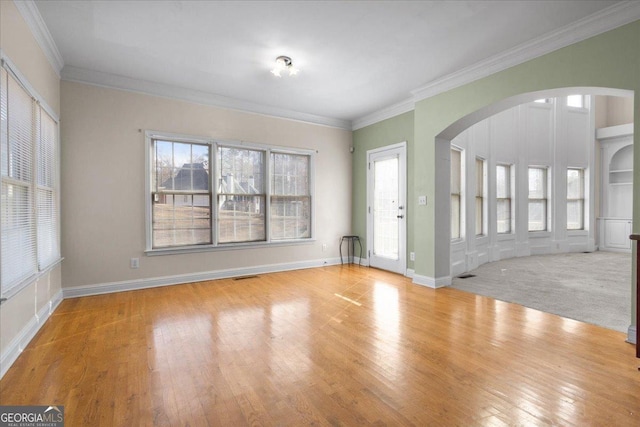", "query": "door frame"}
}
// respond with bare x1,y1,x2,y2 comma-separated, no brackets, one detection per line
366,141,407,275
